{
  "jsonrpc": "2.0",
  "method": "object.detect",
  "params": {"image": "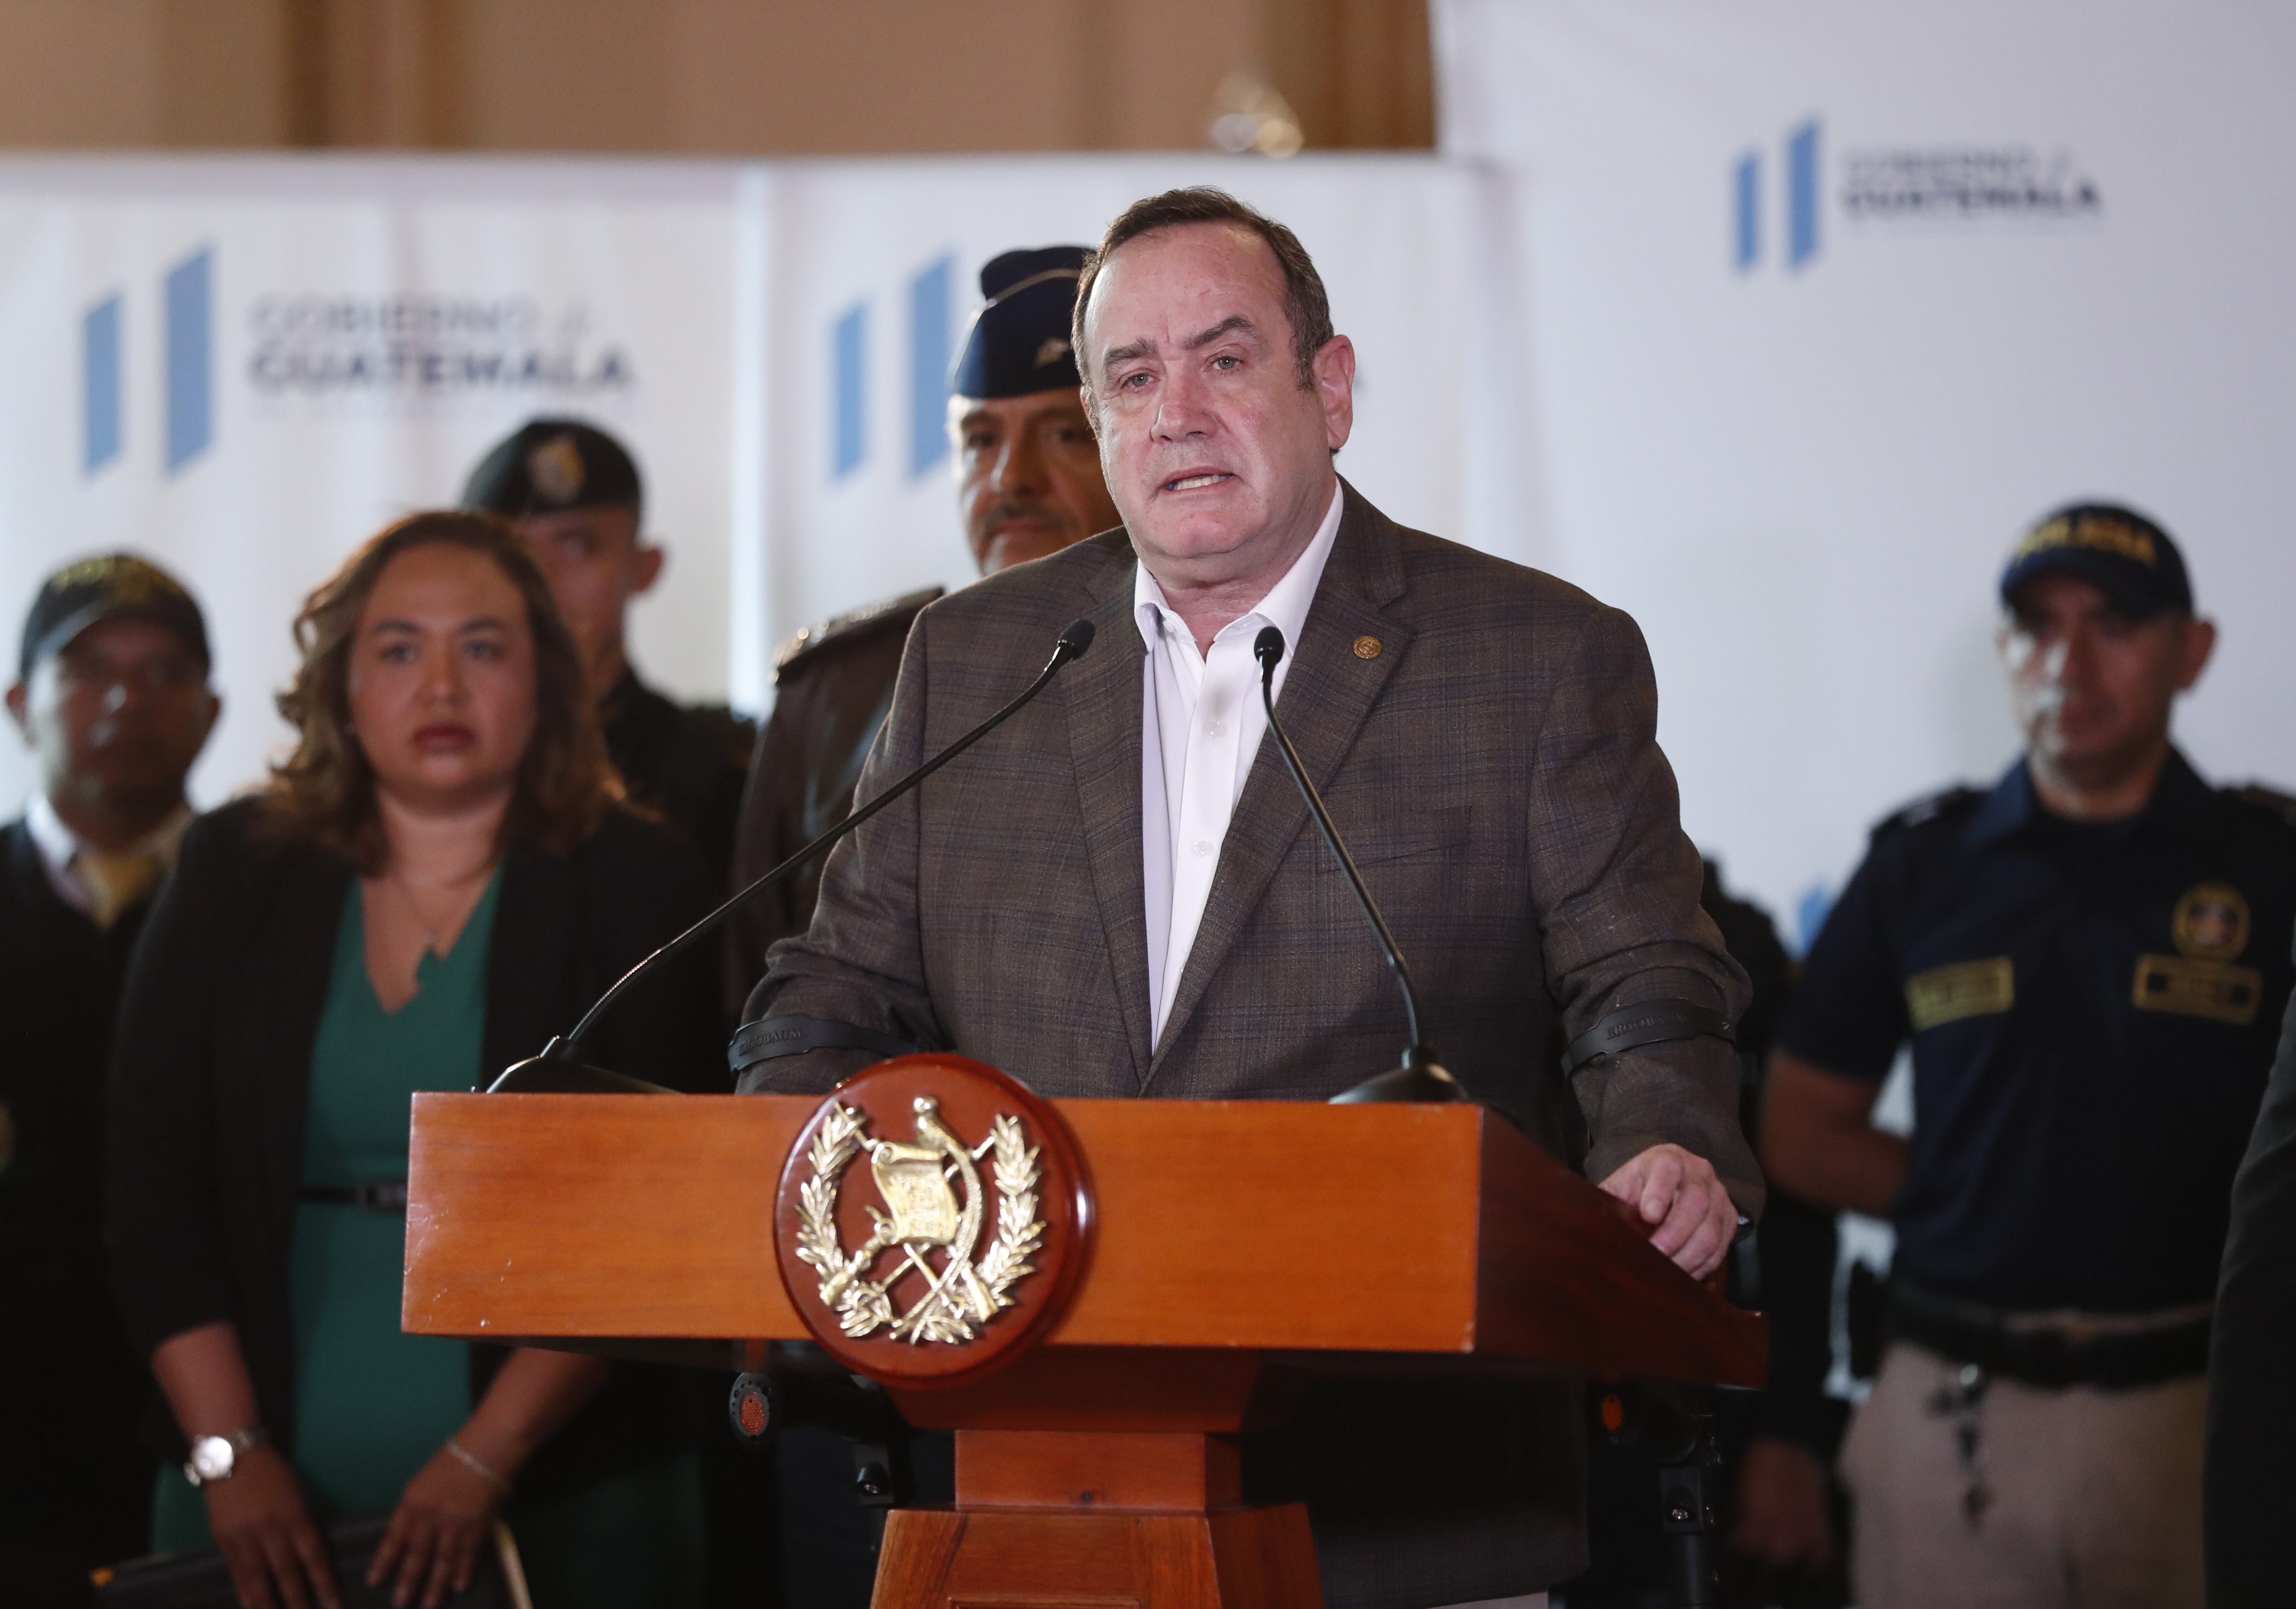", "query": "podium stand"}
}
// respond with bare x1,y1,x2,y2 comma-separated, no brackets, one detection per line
405,1079,1763,1609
